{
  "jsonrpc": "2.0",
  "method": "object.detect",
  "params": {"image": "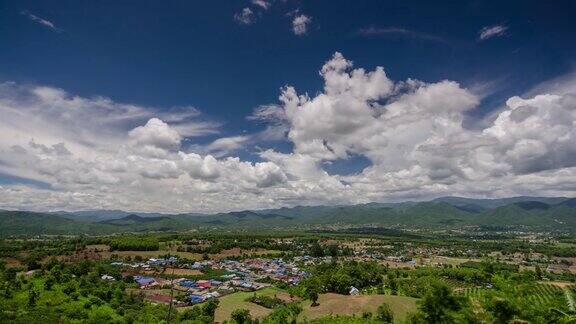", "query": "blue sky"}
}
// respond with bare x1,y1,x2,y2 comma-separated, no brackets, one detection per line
1,0,575,212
